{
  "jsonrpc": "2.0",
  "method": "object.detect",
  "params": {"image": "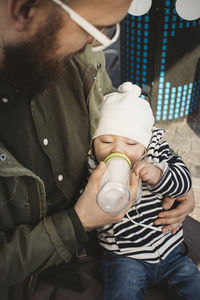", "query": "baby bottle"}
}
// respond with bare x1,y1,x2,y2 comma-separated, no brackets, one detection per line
97,153,132,214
